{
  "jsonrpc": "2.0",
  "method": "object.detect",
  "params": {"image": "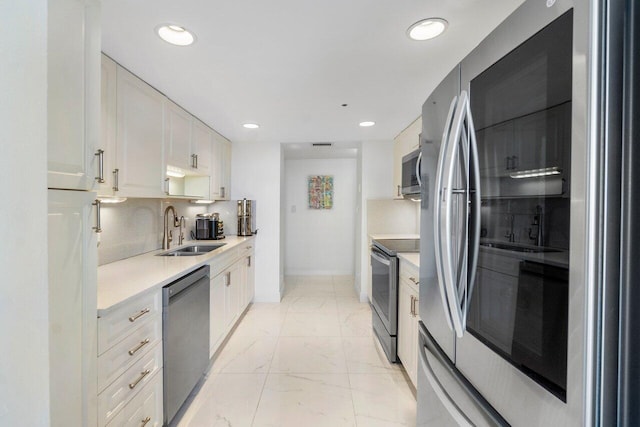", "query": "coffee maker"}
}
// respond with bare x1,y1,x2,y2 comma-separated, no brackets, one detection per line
237,199,256,236
195,213,212,239
211,212,225,240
